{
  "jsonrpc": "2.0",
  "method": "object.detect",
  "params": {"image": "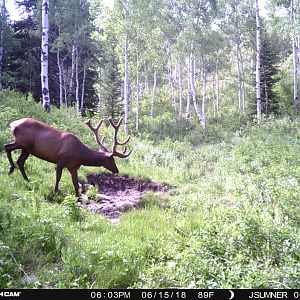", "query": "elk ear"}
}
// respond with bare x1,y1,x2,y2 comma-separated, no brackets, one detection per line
105,152,114,158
